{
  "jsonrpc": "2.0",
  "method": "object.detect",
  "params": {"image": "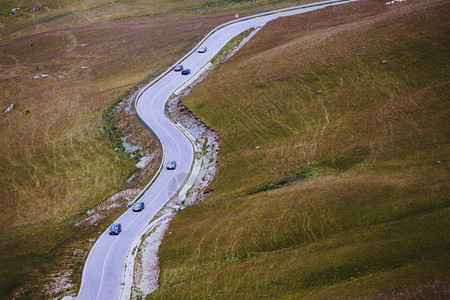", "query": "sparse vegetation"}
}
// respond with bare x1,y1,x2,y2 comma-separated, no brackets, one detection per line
154,0,450,298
